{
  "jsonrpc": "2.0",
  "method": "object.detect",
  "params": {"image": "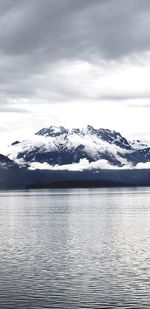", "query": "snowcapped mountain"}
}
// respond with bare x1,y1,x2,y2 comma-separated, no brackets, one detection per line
5,125,150,170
